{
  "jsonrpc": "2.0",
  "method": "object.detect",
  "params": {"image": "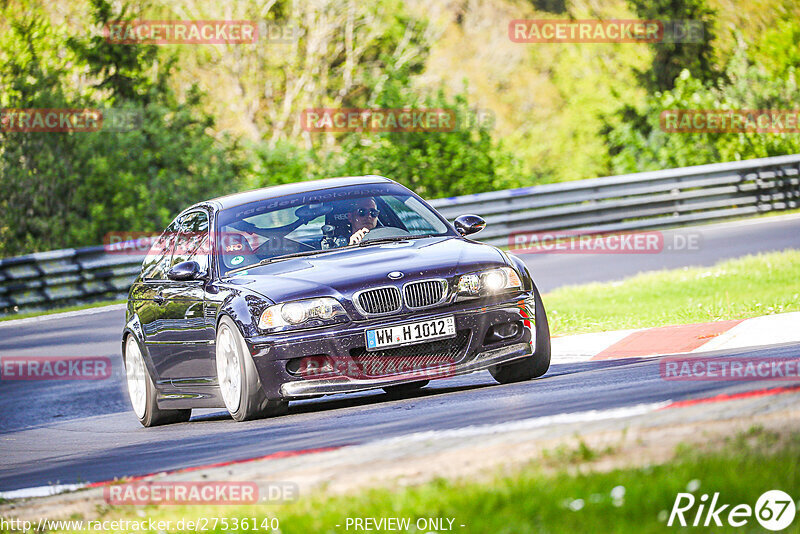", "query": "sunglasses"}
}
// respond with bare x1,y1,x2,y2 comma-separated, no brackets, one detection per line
355,208,380,218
